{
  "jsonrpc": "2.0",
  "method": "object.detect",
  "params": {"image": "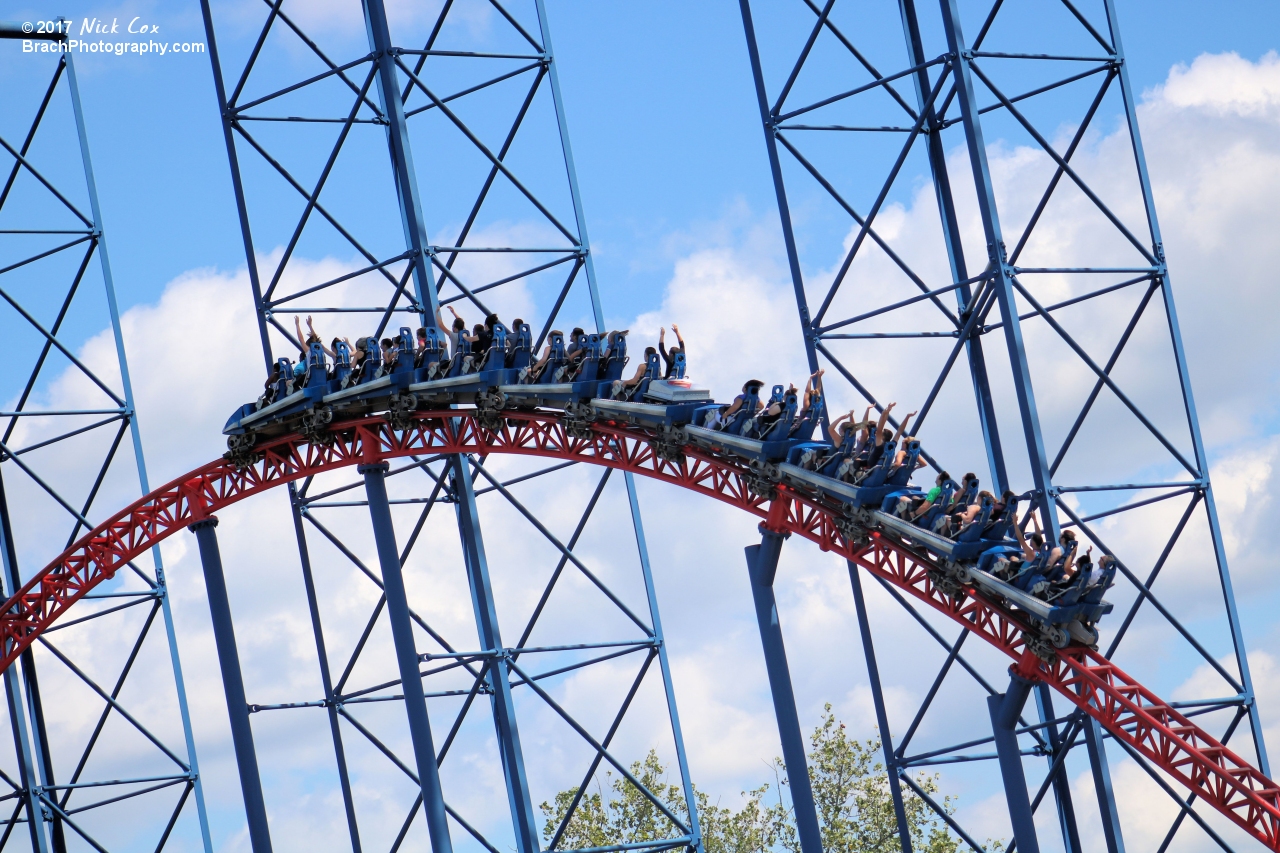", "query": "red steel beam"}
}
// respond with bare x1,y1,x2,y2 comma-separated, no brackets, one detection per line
1,409,1276,847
